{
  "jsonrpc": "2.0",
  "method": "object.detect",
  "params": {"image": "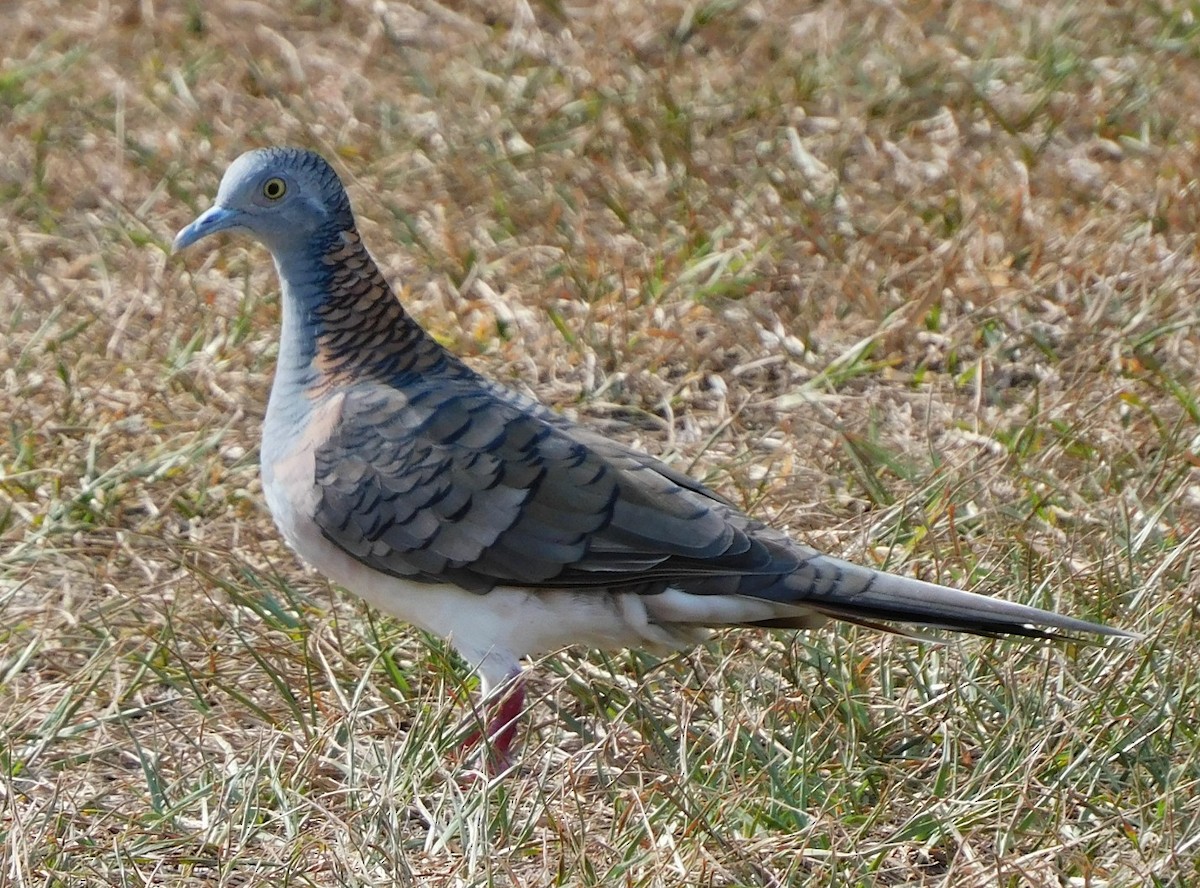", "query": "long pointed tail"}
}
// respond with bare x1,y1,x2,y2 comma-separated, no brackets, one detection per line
776,554,1138,640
